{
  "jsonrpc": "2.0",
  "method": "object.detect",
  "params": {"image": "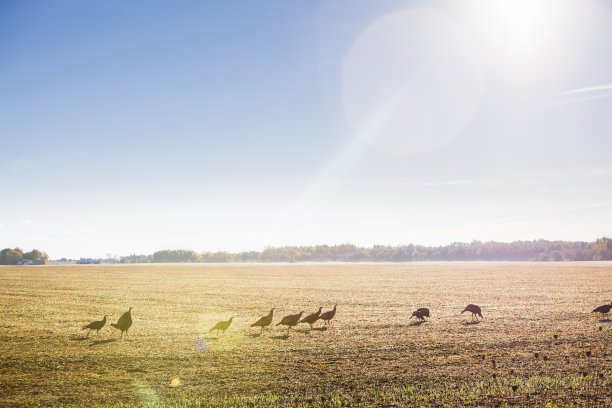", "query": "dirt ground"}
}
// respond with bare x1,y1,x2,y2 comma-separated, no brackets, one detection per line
0,263,610,407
